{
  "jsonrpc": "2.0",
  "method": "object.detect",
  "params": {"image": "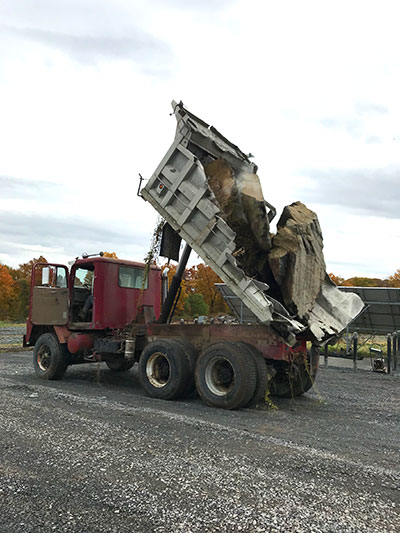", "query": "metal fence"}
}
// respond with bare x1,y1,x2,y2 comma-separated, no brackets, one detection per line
322,330,399,375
